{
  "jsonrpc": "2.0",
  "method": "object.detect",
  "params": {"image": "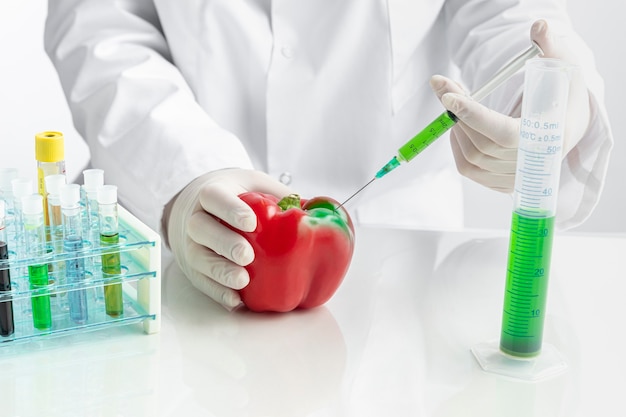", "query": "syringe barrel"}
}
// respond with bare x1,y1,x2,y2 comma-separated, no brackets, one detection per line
397,111,457,164
471,42,543,103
